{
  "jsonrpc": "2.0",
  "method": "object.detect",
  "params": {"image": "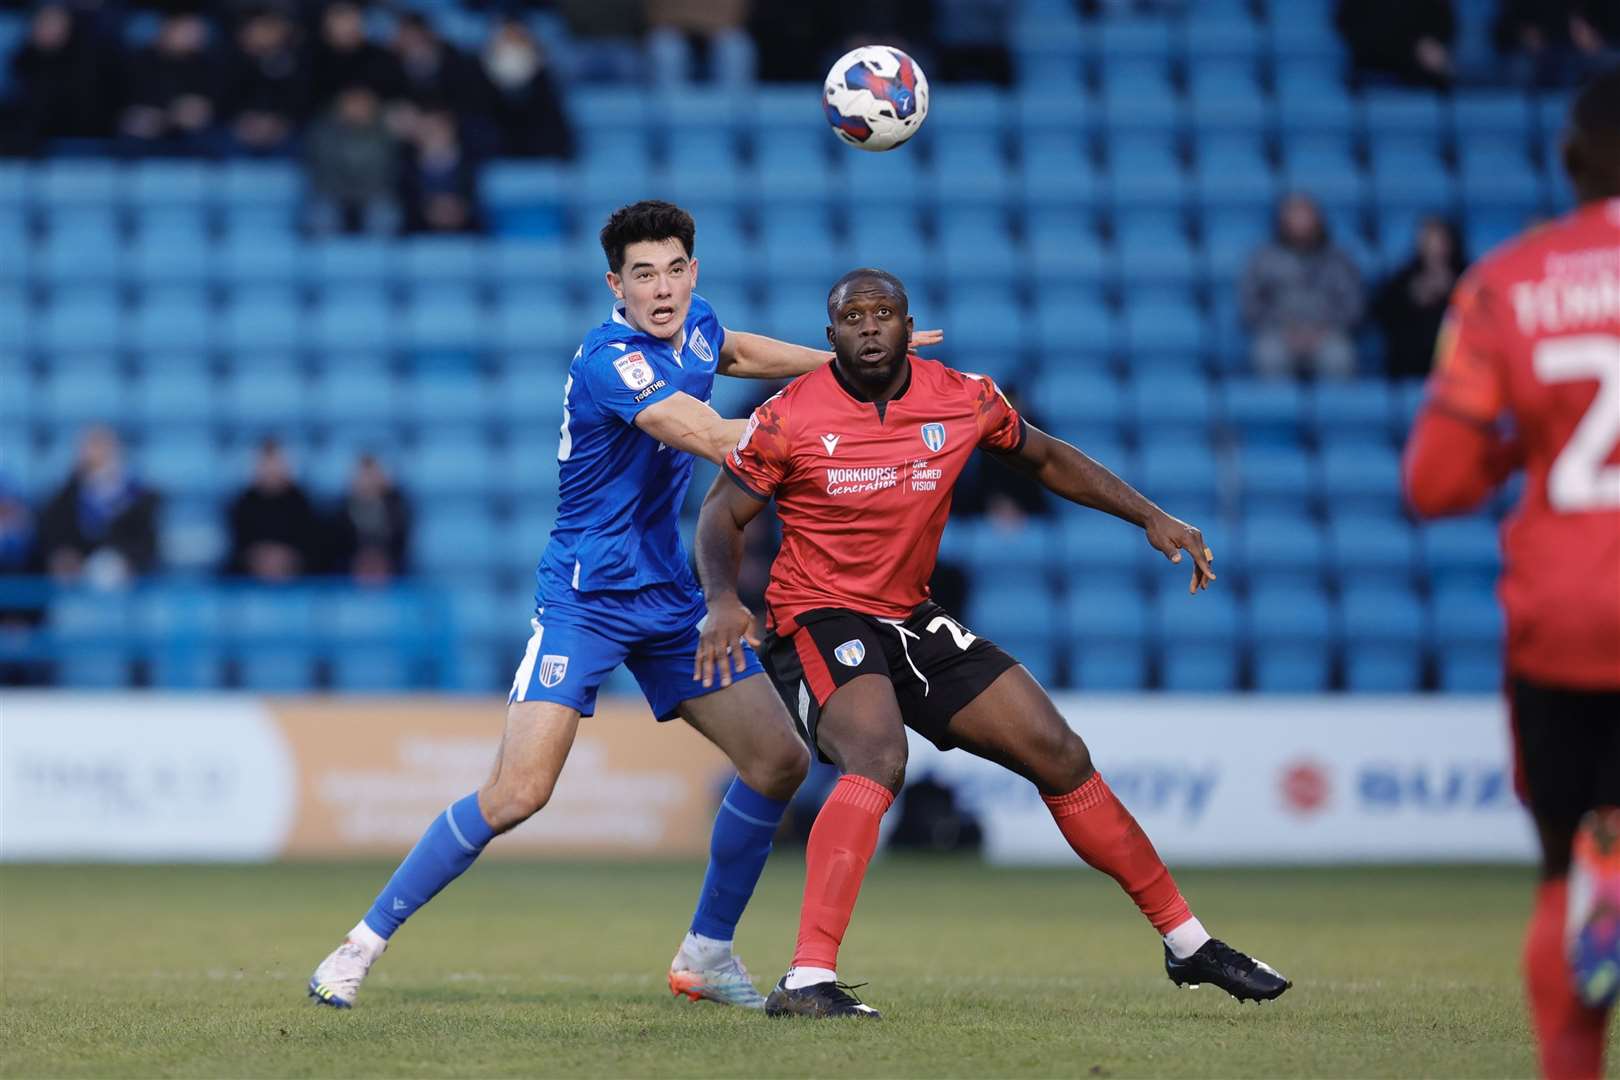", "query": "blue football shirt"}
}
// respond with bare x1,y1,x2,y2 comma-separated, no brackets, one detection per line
537,294,726,596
